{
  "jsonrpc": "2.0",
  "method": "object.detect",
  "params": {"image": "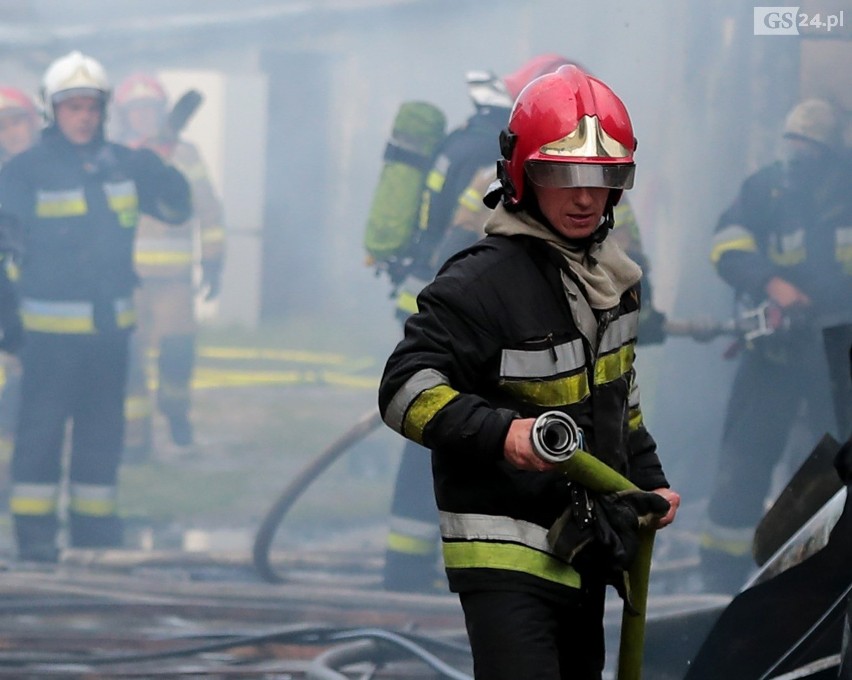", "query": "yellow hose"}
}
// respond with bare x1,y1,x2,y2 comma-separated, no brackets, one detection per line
555,449,655,680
